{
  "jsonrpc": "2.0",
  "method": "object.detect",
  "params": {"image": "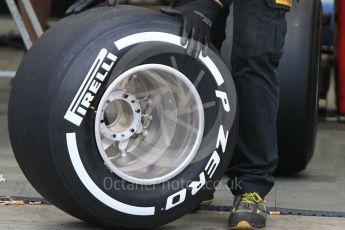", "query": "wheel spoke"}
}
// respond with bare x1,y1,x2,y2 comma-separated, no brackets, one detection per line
118,139,130,157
